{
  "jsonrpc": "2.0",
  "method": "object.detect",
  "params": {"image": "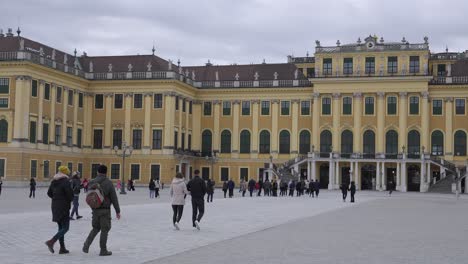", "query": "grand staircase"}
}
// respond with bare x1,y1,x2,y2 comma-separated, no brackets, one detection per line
428,156,466,194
